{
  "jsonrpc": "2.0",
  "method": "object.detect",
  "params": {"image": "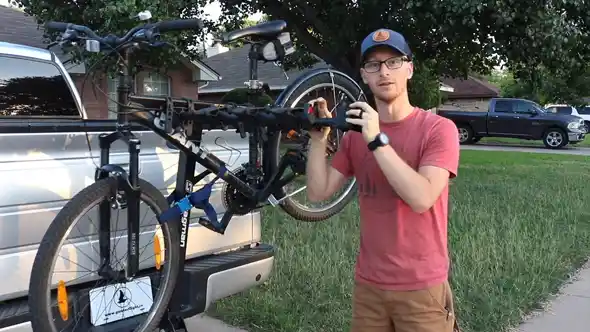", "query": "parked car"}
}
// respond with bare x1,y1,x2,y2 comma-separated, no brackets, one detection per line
0,41,275,331
438,97,586,149
544,103,590,132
